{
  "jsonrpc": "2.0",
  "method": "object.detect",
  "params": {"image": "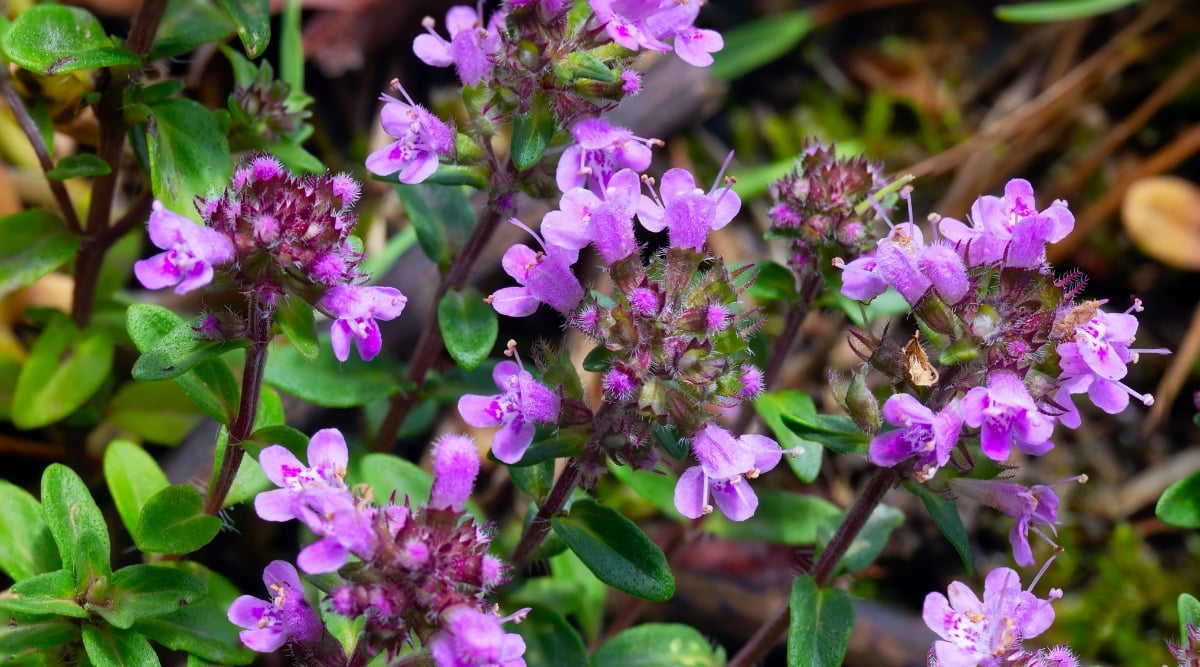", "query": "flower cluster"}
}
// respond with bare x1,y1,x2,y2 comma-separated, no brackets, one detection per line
924,567,1072,667
240,429,528,665
135,156,406,362
821,178,1168,566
